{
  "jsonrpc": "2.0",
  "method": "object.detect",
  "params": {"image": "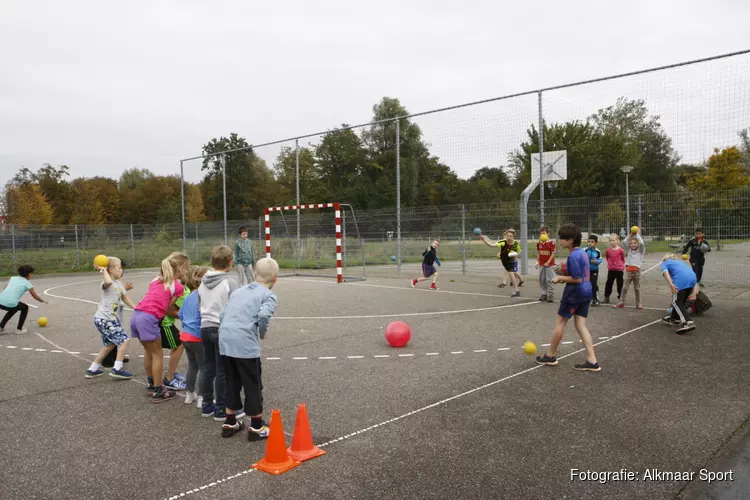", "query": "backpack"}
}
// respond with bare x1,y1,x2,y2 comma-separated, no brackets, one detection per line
691,290,712,316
